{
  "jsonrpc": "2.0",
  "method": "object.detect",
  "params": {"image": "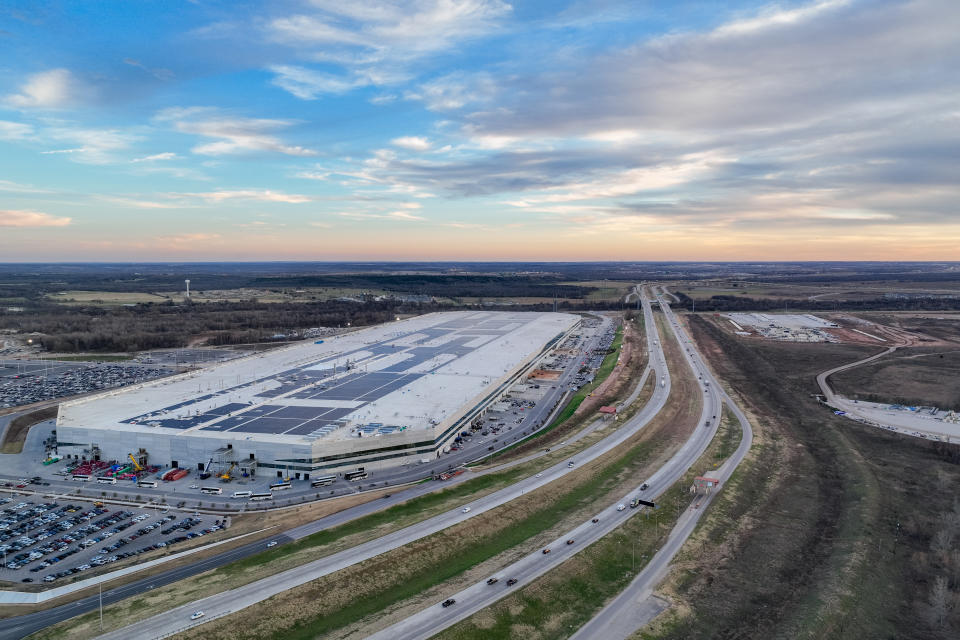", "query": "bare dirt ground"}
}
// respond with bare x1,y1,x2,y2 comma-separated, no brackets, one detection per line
641,314,960,640
575,317,645,418
0,407,56,453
